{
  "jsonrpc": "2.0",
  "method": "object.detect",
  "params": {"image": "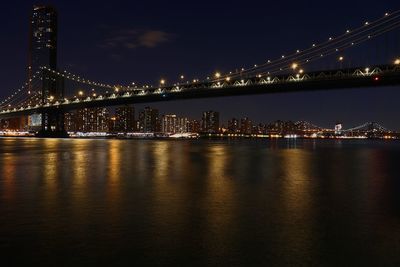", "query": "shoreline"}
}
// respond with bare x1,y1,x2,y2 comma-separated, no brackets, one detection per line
0,133,399,141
